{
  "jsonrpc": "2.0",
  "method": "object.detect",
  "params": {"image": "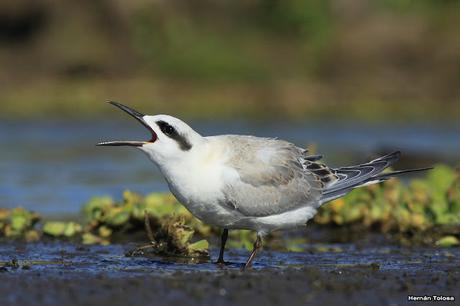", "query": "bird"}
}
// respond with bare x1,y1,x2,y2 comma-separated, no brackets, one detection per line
97,101,431,269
